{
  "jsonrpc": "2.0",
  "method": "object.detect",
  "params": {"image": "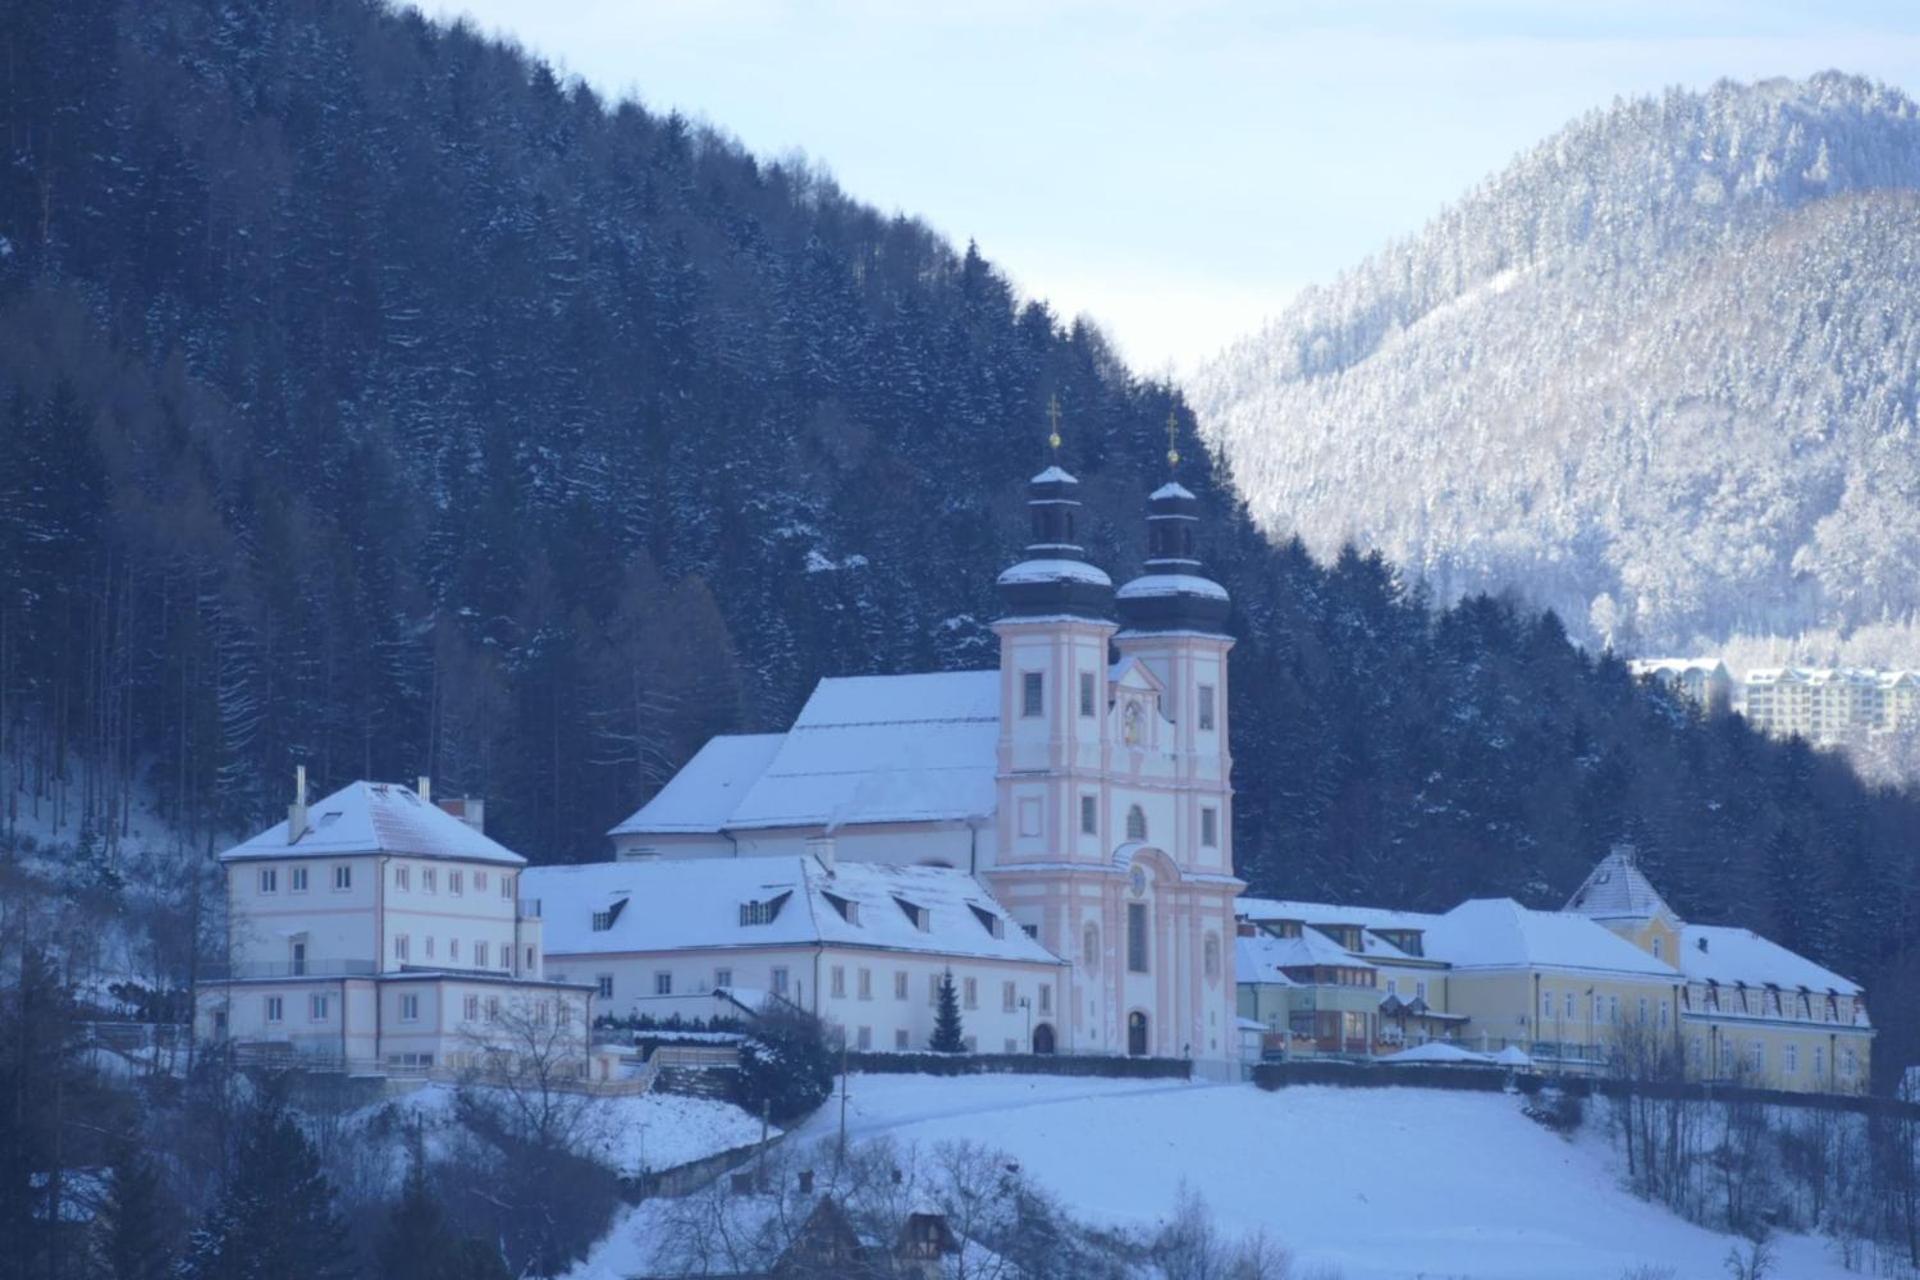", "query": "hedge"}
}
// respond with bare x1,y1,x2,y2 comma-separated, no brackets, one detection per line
845,1051,1192,1080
